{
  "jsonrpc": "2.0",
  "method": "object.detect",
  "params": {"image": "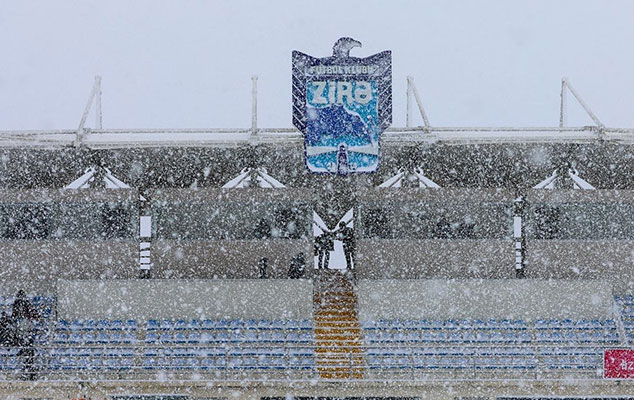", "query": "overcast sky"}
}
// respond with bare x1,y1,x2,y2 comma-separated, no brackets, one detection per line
1,0,633,131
